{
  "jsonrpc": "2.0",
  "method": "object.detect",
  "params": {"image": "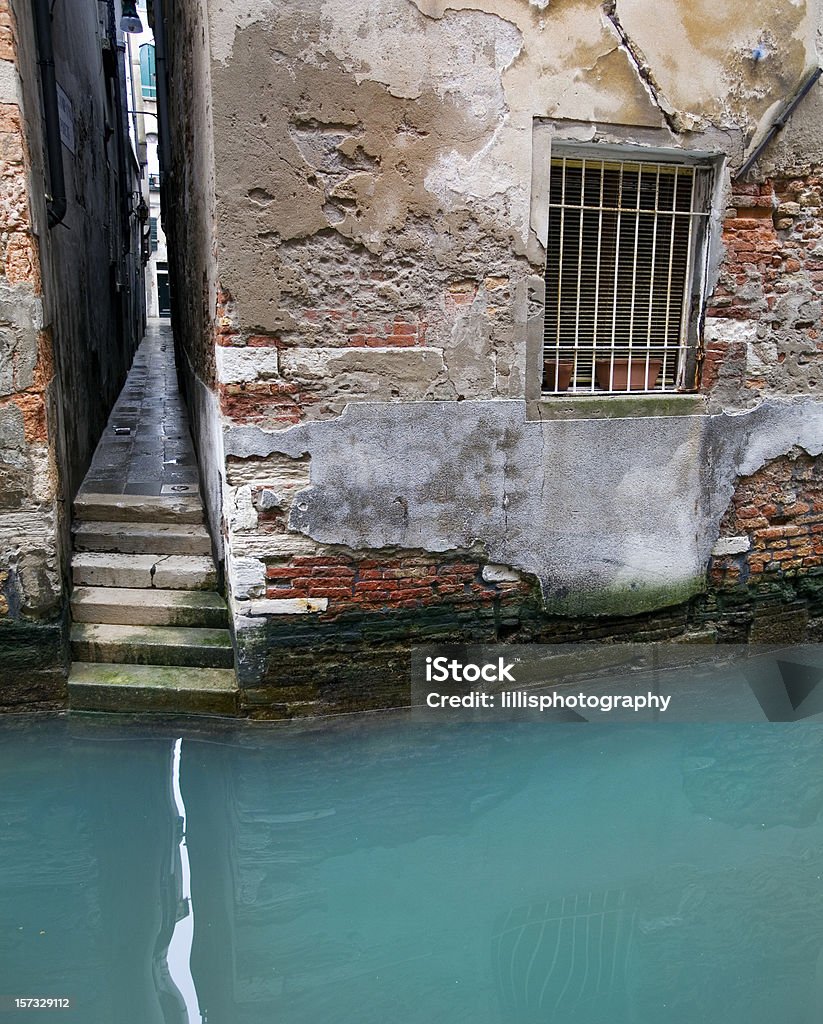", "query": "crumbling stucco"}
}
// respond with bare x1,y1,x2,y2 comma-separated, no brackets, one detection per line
162,0,823,673
225,397,823,616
